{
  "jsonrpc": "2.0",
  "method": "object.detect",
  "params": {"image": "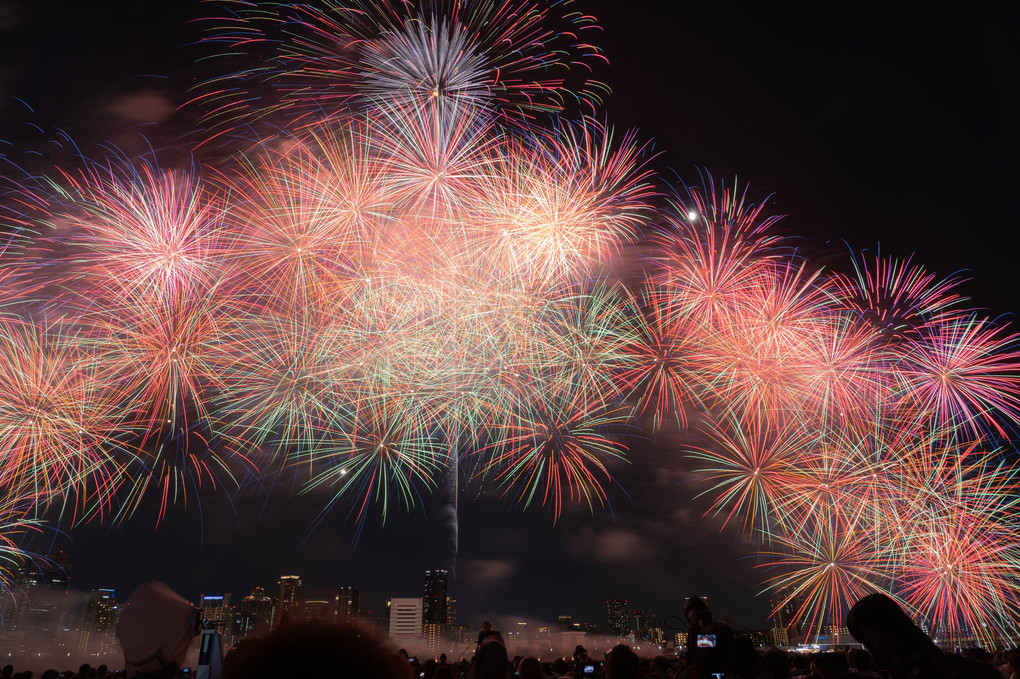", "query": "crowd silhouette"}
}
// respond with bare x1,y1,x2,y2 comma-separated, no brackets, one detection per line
3,593,1018,678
